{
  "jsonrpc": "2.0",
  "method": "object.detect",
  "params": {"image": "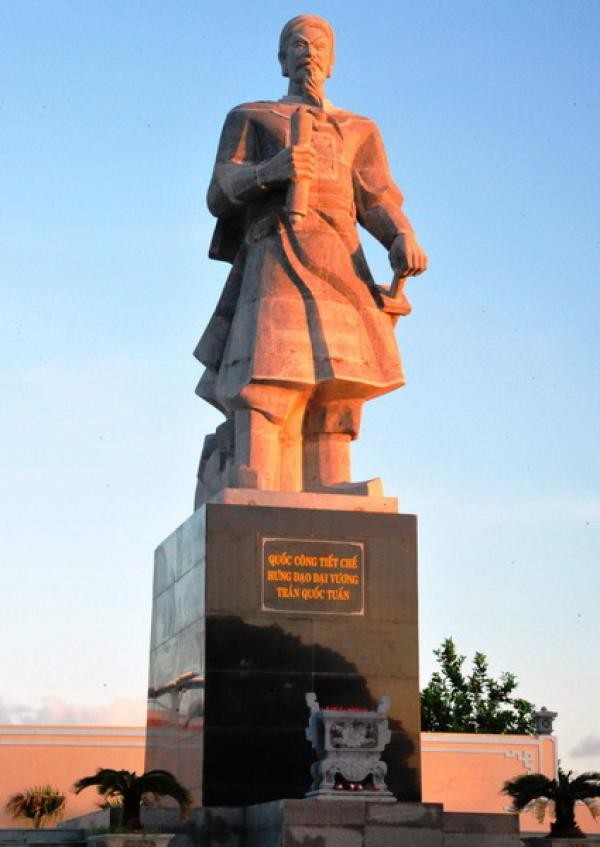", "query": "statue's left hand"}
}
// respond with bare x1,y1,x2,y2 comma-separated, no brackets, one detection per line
389,232,428,277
